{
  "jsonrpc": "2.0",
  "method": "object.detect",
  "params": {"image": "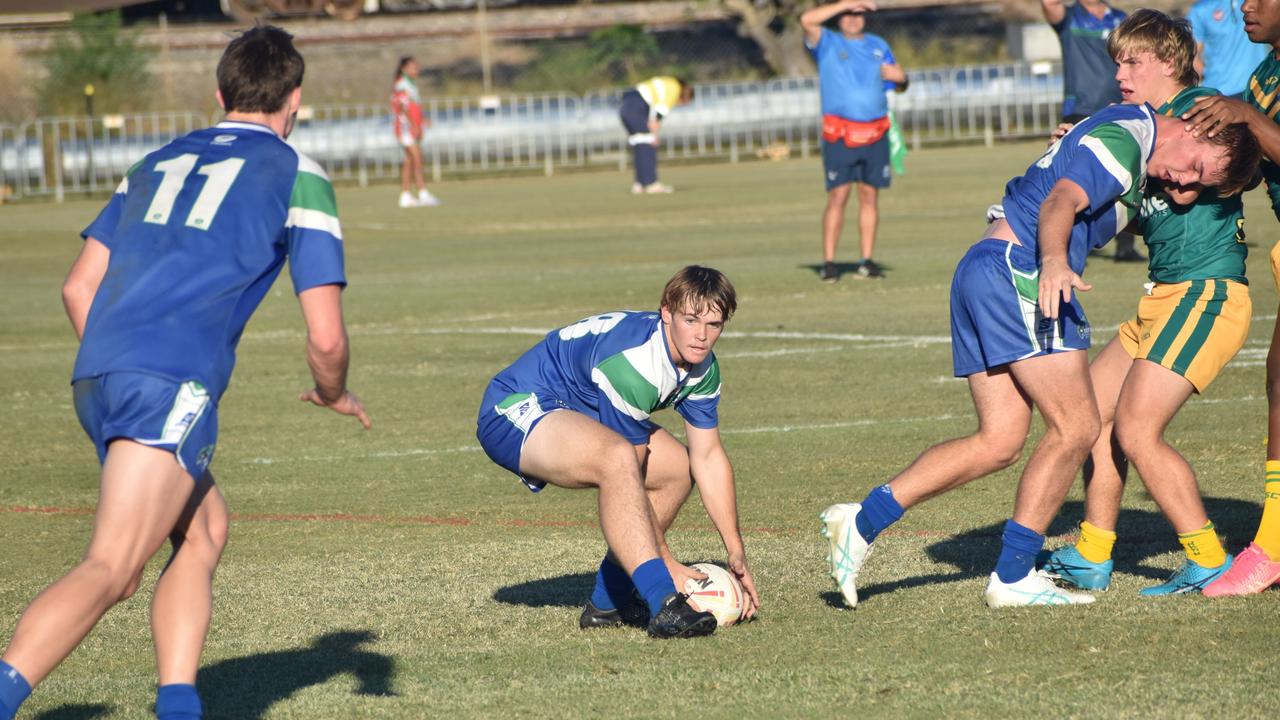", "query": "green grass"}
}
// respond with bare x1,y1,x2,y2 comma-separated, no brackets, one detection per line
2,145,1279,718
